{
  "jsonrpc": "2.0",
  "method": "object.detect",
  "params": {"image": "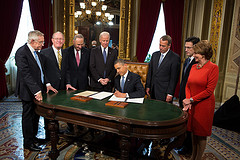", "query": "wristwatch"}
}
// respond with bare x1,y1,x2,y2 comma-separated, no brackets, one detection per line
190,97,194,103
